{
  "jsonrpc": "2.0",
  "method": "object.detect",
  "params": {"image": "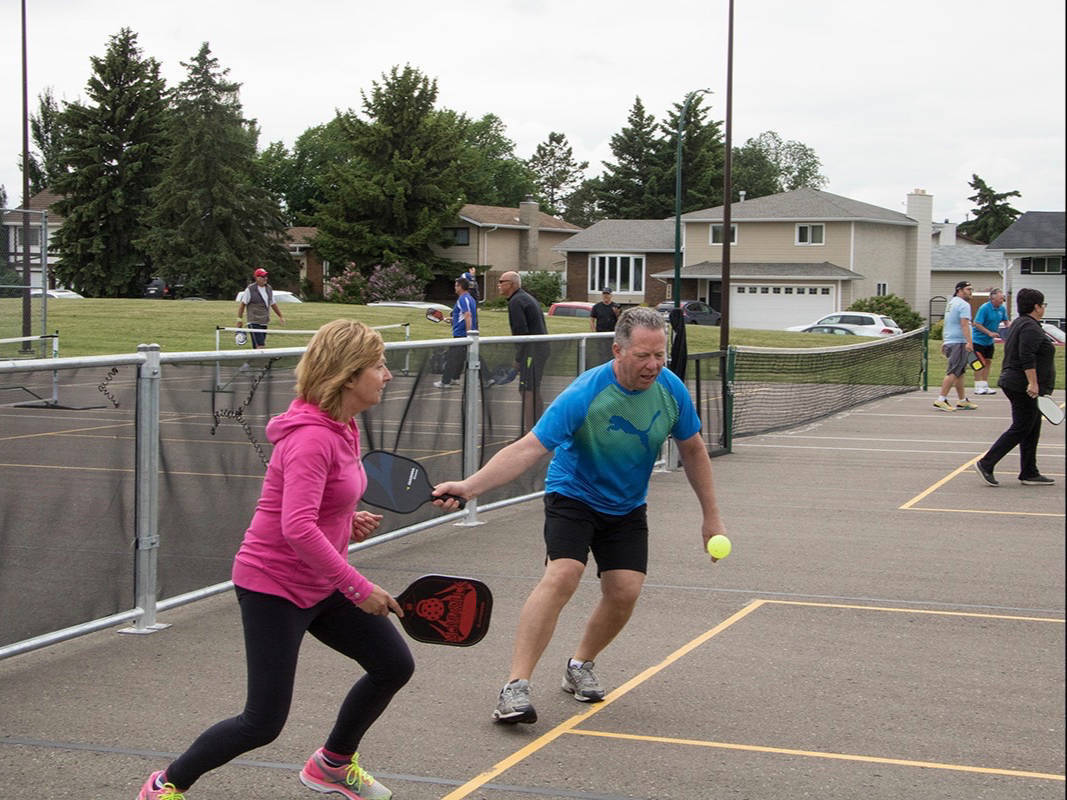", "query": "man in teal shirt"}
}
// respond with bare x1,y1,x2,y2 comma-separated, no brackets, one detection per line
971,288,1010,394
